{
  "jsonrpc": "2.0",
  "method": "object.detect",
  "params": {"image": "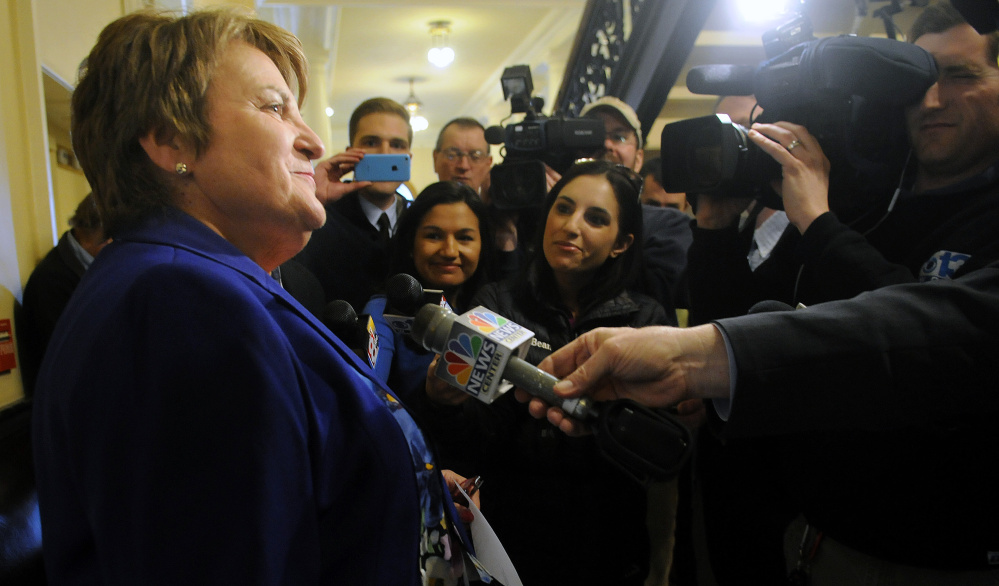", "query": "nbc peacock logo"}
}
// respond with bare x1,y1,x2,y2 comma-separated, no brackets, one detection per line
443,333,482,386
468,311,508,334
